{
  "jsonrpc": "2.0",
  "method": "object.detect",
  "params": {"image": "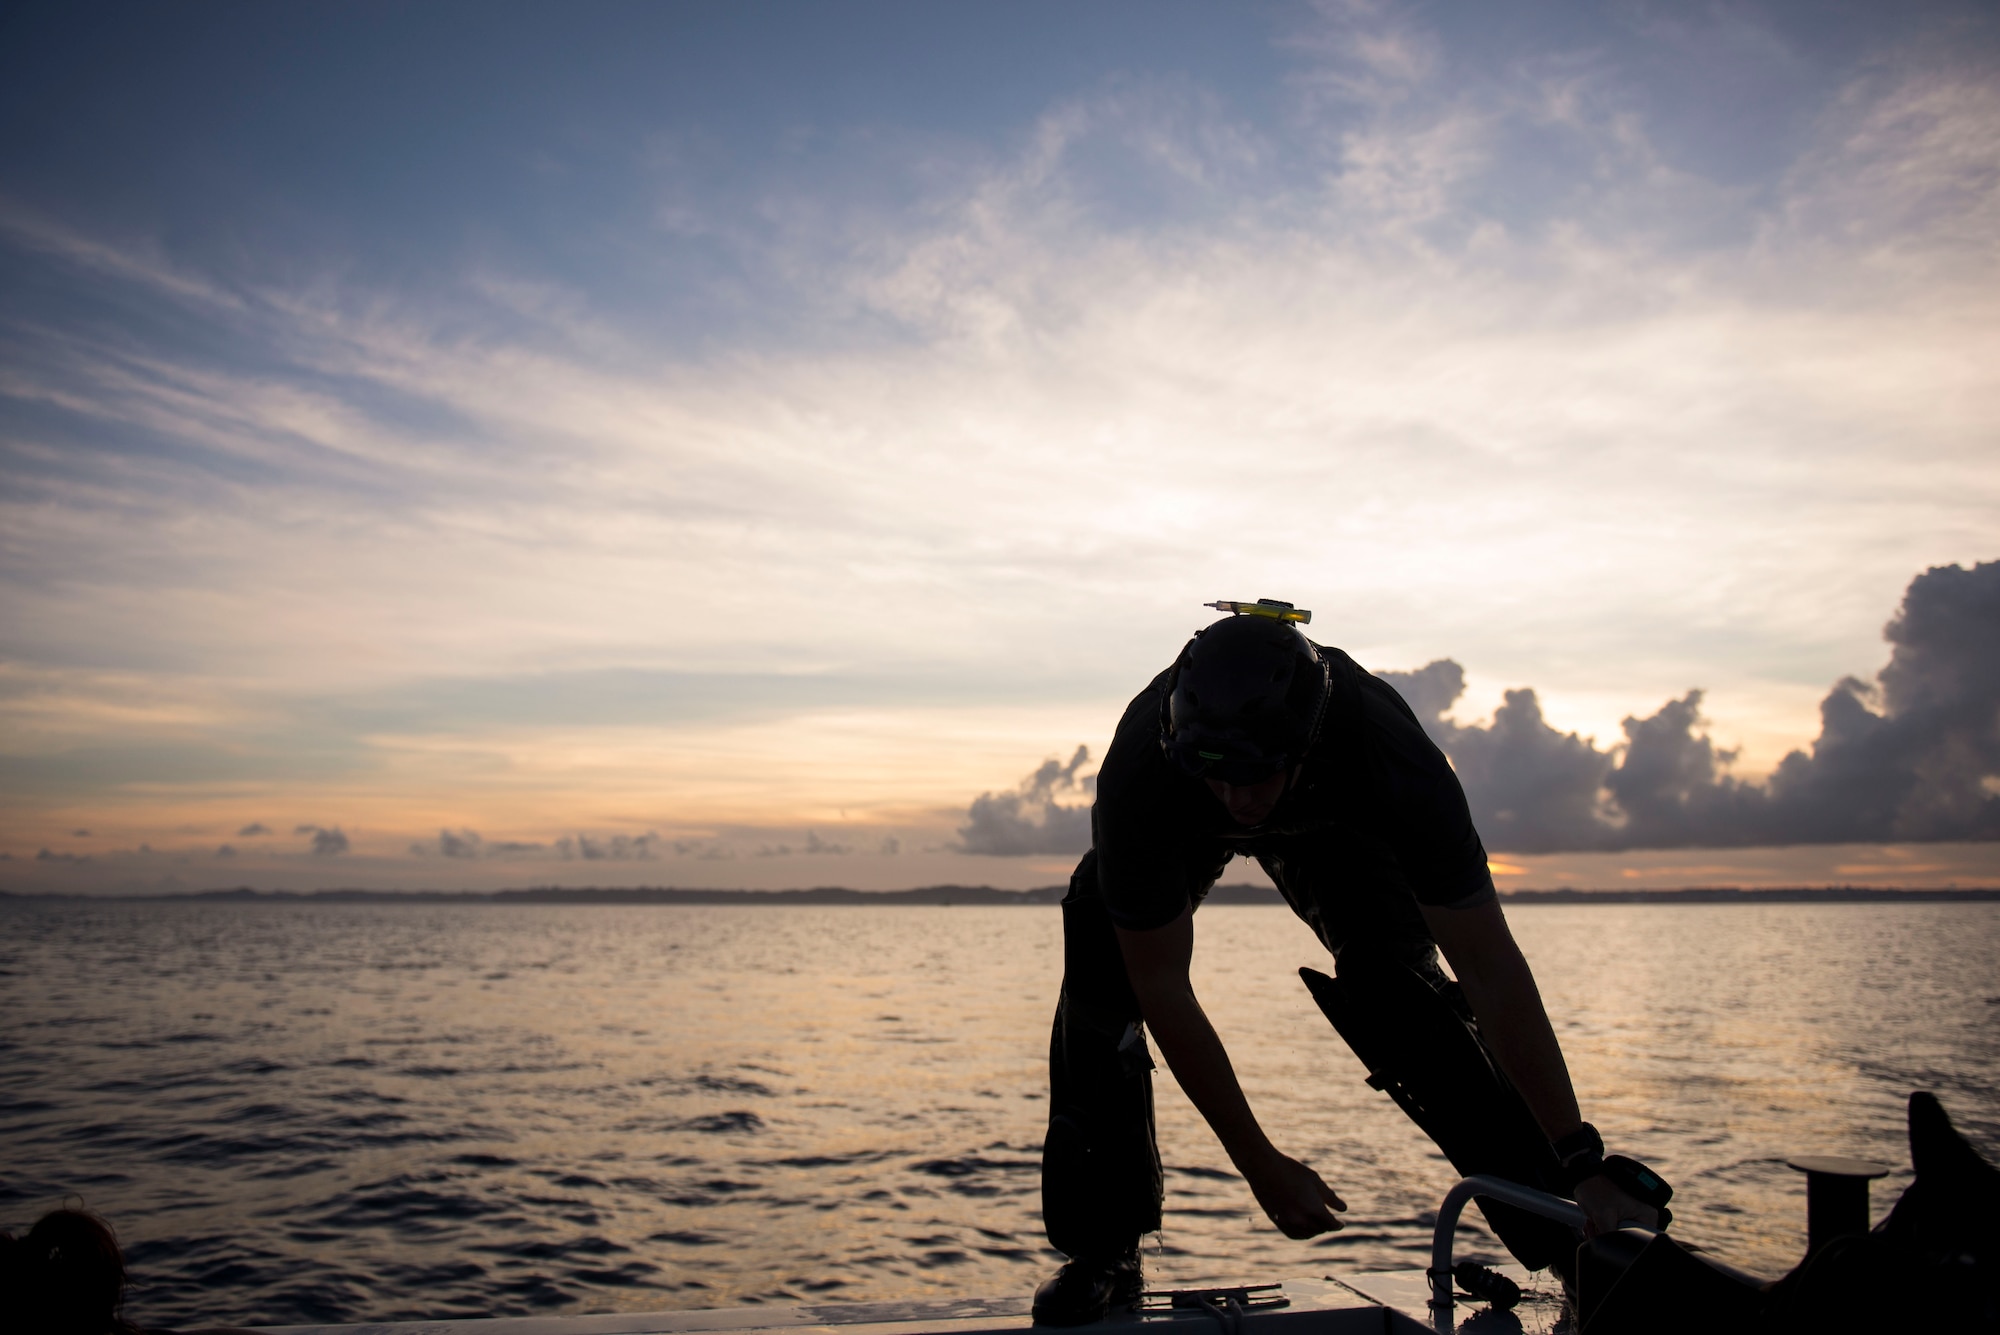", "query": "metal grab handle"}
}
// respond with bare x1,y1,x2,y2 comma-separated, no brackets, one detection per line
1428,1175,1589,1310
